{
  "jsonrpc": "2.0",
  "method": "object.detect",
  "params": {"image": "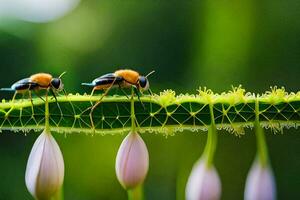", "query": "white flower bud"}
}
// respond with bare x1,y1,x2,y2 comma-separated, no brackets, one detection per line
244,159,276,200
186,158,221,200
25,129,64,200
115,132,149,189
